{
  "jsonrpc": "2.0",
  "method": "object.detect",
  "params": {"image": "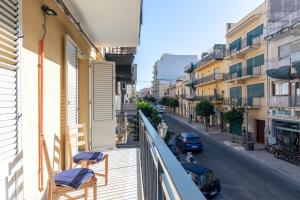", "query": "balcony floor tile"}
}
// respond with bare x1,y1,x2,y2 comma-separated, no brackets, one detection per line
60,148,143,200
